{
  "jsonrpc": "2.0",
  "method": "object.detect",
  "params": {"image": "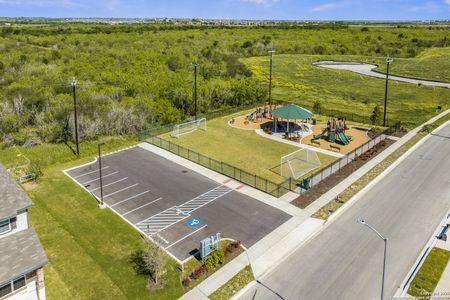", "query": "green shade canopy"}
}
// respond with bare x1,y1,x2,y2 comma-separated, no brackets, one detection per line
272,104,313,120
